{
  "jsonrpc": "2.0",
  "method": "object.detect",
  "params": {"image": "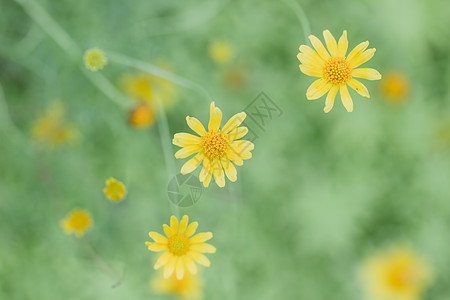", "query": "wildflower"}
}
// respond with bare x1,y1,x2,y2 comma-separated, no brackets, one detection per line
151,271,203,300
146,215,216,280
84,48,107,71
103,177,126,202
297,30,381,112
362,246,432,300
61,209,92,237
129,103,155,129
209,41,233,65
32,102,79,148
381,71,410,103
172,102,254,188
